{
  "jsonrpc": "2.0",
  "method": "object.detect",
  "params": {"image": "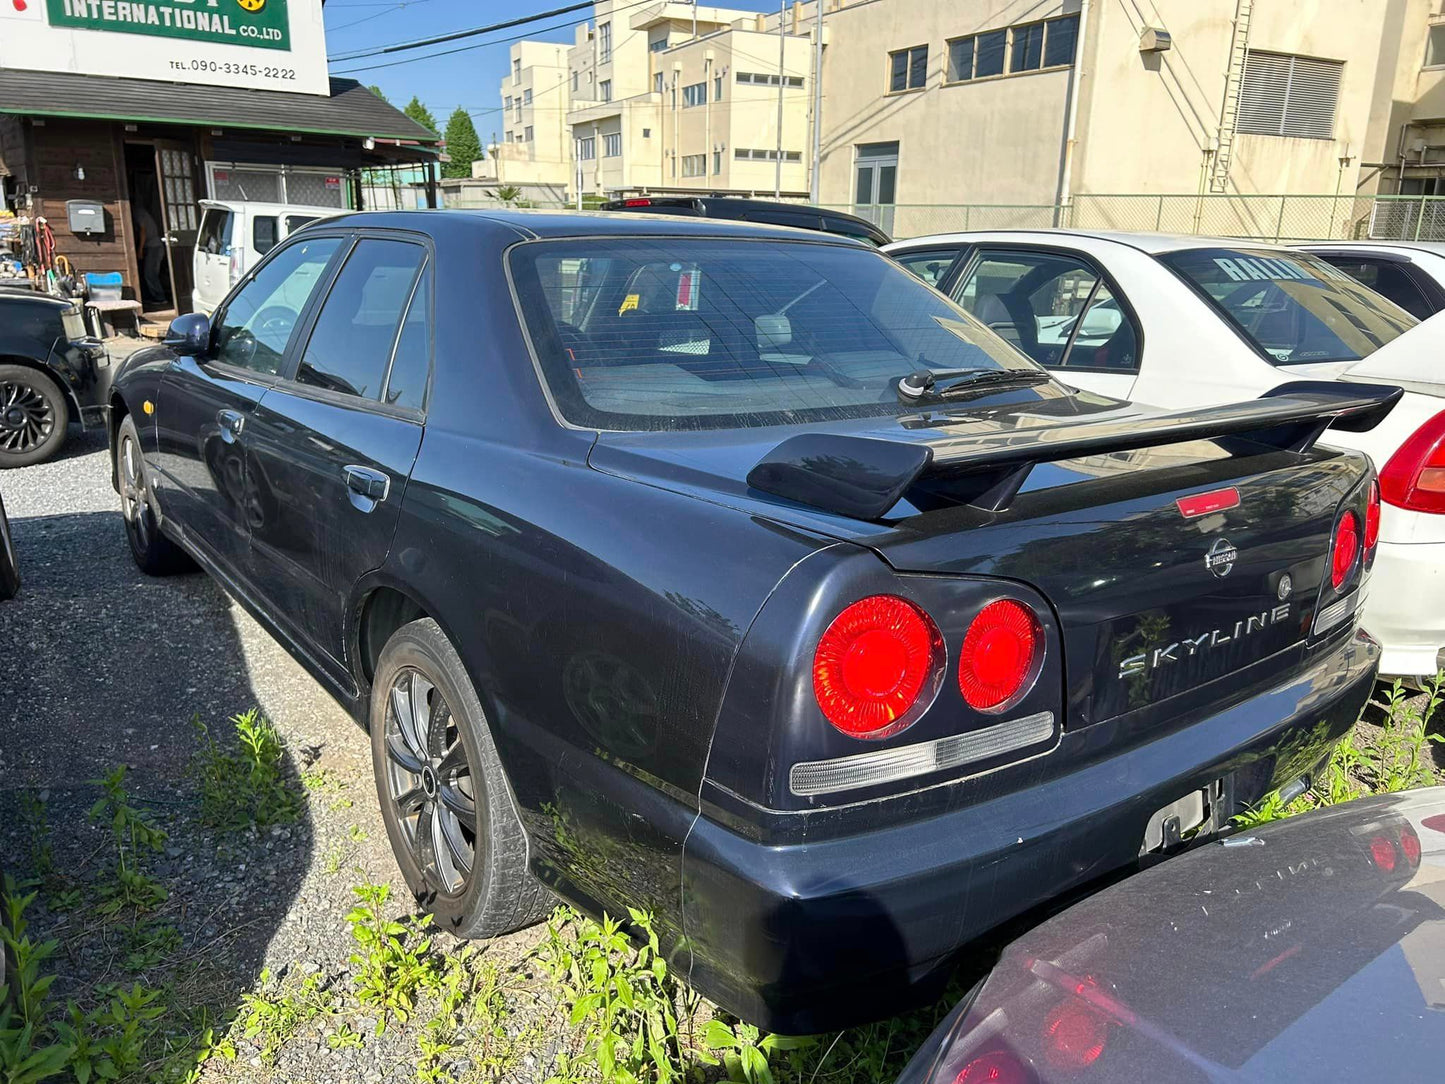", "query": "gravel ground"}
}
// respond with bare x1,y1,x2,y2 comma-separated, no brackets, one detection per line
0,343,558,1082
